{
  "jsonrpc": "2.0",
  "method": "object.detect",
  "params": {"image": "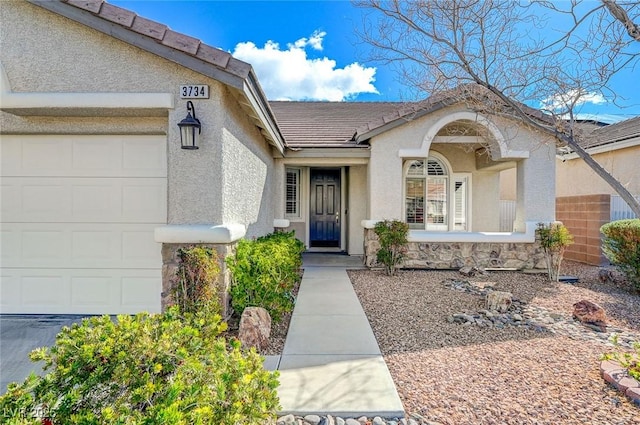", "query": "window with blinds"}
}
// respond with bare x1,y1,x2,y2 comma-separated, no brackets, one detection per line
285,168,301,218
405,156,469,231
